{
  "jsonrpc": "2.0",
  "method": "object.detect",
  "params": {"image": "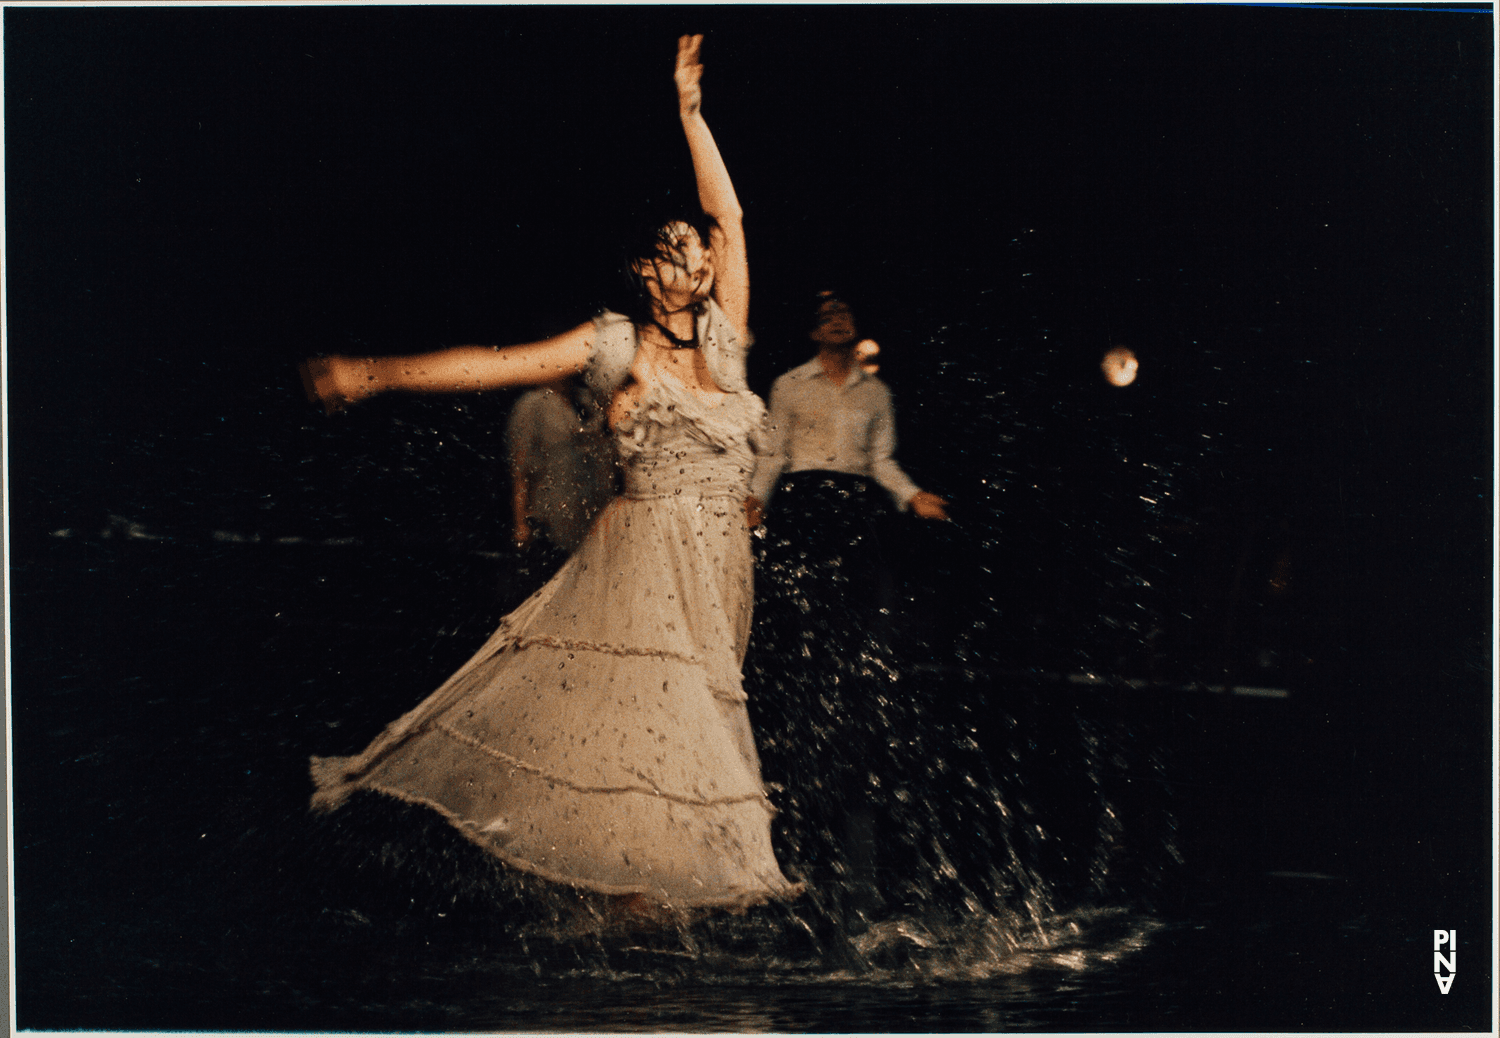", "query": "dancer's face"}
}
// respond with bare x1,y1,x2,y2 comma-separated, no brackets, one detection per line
640,222,714,314
810,297,858,348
